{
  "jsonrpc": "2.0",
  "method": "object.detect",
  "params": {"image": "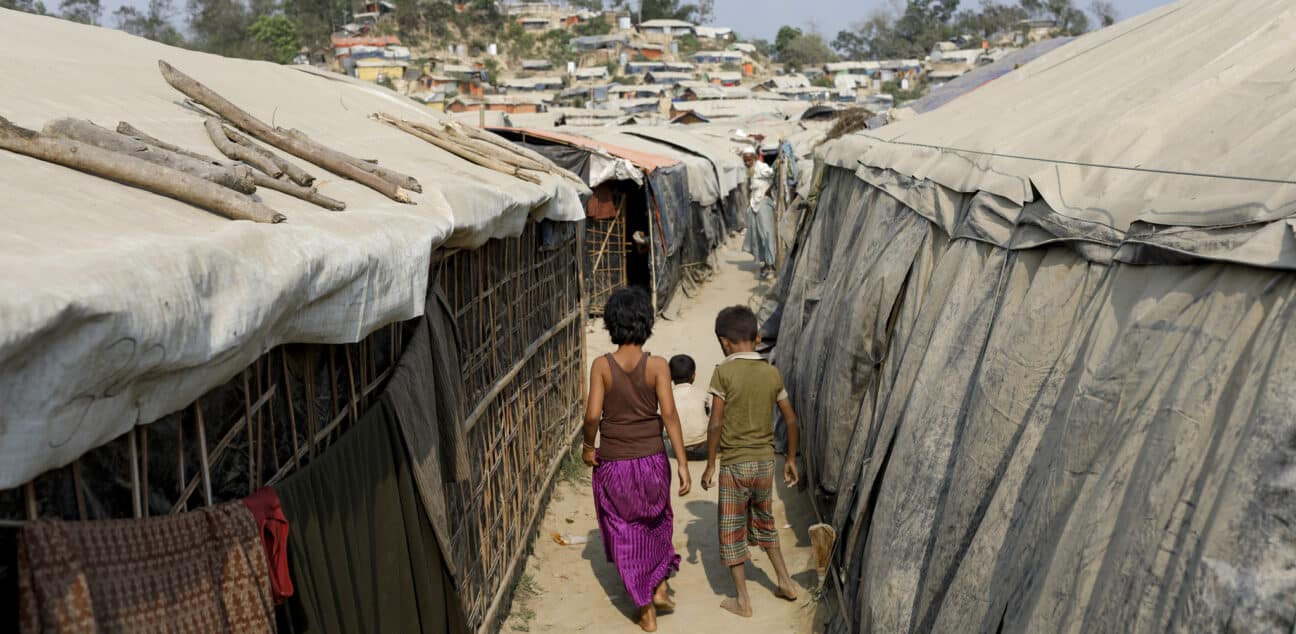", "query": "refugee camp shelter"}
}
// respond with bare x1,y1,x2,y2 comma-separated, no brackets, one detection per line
580,126,736,306
0,11,591,634
491,127,690,314
769,1,1296,632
